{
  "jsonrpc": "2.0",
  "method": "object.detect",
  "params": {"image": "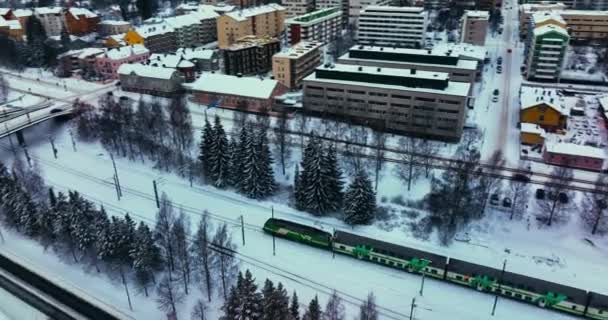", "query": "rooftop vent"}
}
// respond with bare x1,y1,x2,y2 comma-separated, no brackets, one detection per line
380,47,384,51
358,66,363,71
377,67,381,72
237,72,242,78
411,69,416,75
